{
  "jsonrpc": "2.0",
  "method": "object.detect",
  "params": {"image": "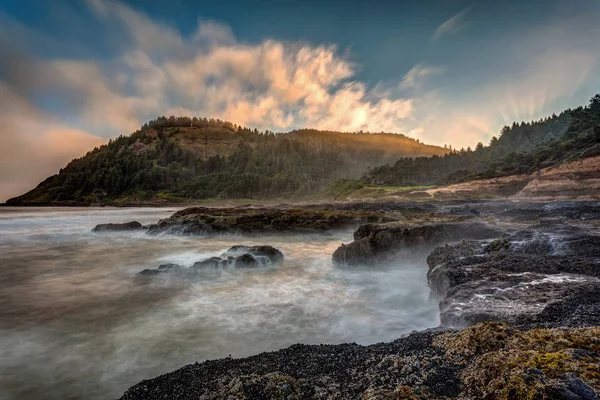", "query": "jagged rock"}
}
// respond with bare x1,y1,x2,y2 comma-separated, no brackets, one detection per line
332,221,503,266
92,221,145,232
